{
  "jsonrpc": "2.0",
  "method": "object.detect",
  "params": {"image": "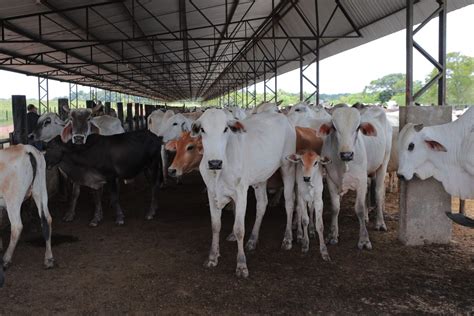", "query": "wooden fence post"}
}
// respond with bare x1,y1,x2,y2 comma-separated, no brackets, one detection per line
11,95,27,145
